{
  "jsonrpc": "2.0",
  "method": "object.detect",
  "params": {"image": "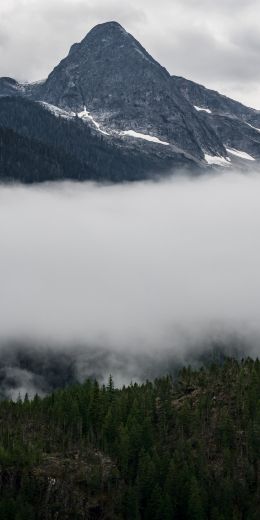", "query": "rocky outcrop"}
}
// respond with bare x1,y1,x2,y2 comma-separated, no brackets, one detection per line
0,450,120,519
